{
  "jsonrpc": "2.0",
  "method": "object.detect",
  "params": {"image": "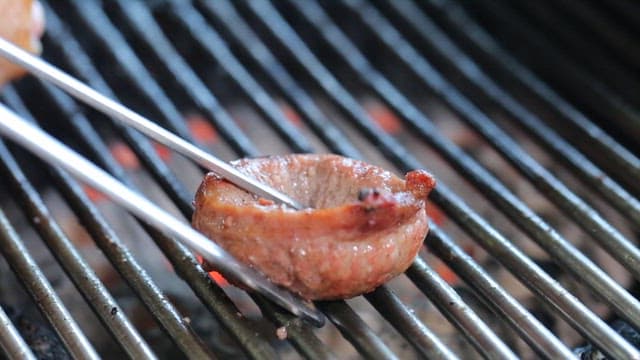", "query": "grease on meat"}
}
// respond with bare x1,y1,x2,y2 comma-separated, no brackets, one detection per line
193,154,436,300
